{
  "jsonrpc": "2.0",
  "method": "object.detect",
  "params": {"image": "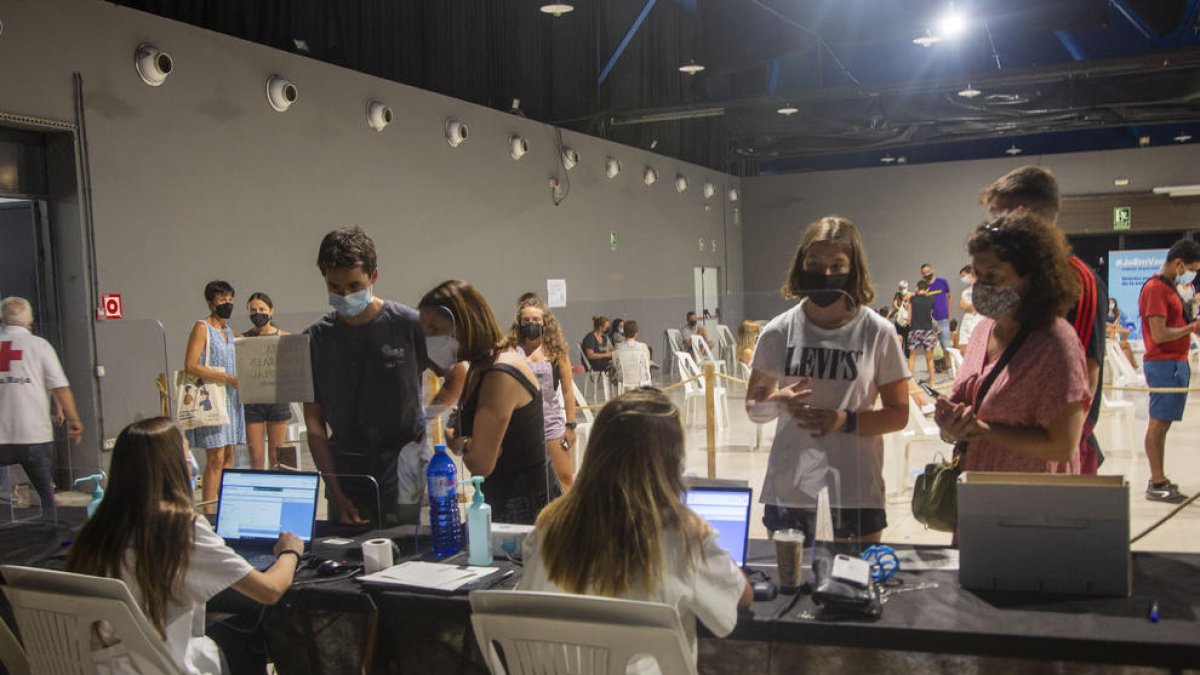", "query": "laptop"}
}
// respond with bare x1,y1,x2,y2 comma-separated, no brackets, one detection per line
684,485,753,569
215,469,320,570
